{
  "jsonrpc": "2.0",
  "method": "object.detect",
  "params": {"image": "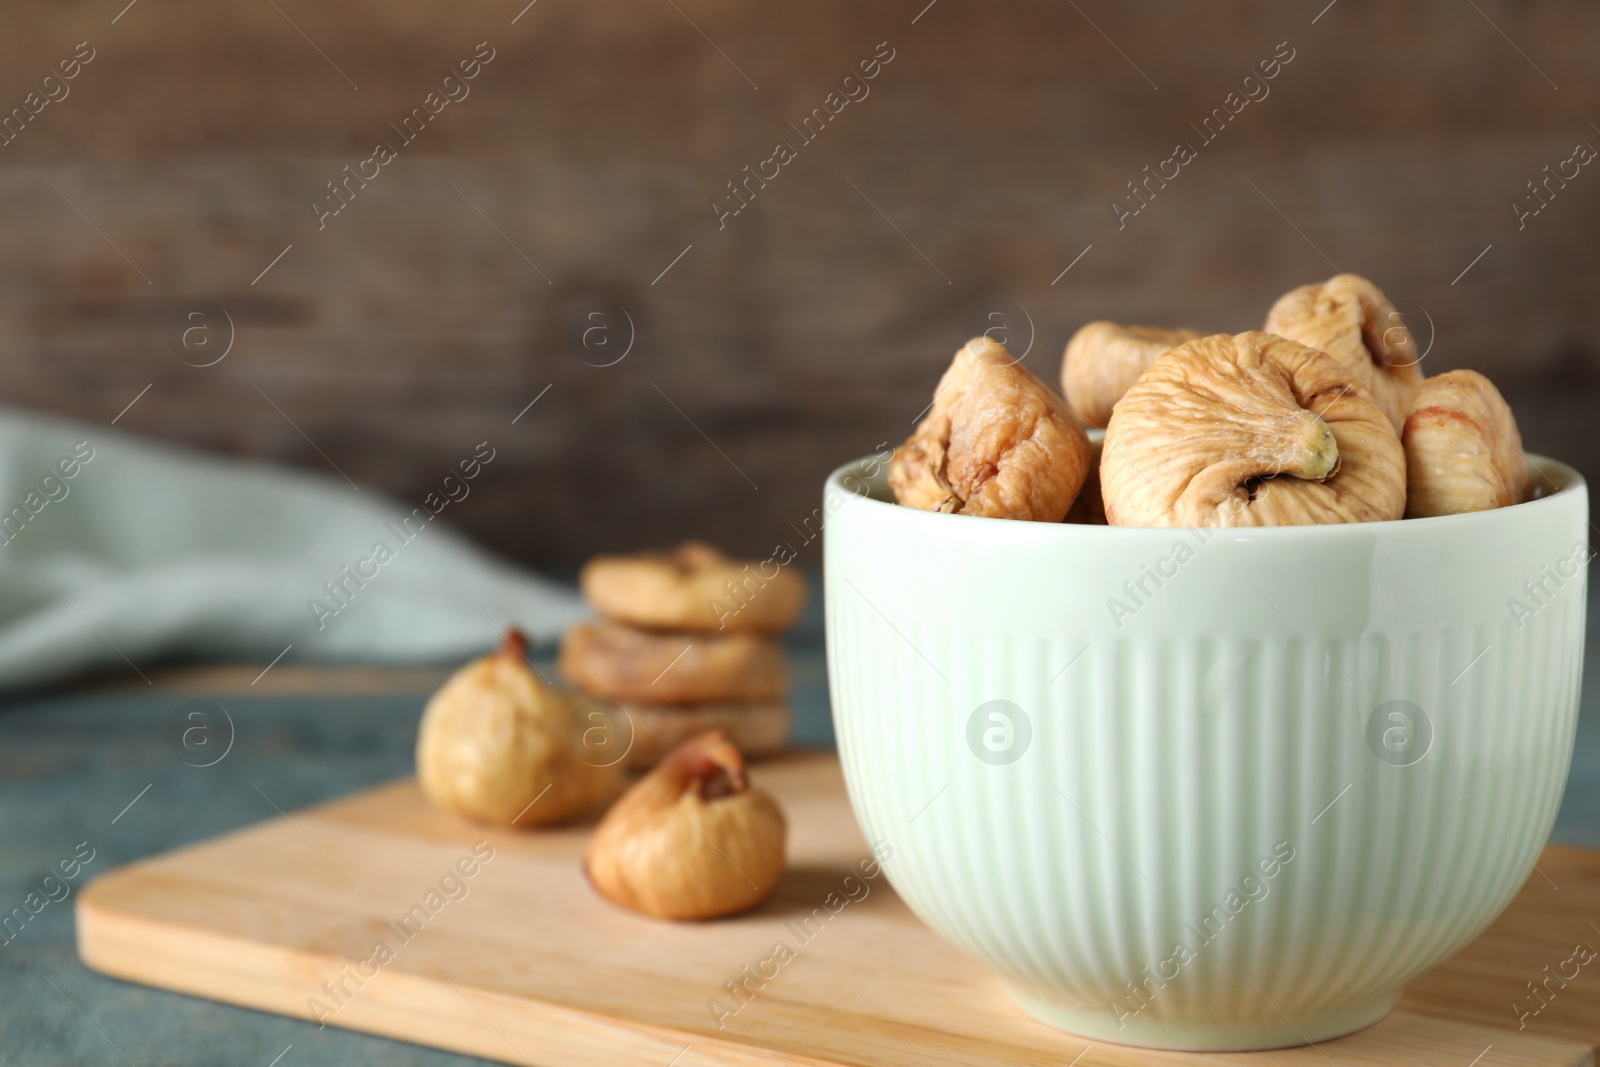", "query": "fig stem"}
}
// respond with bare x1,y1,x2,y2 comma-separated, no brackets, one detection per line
499,628,529,660
1301,417,1339,481
655,729,748,801
1275,411,1338,482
